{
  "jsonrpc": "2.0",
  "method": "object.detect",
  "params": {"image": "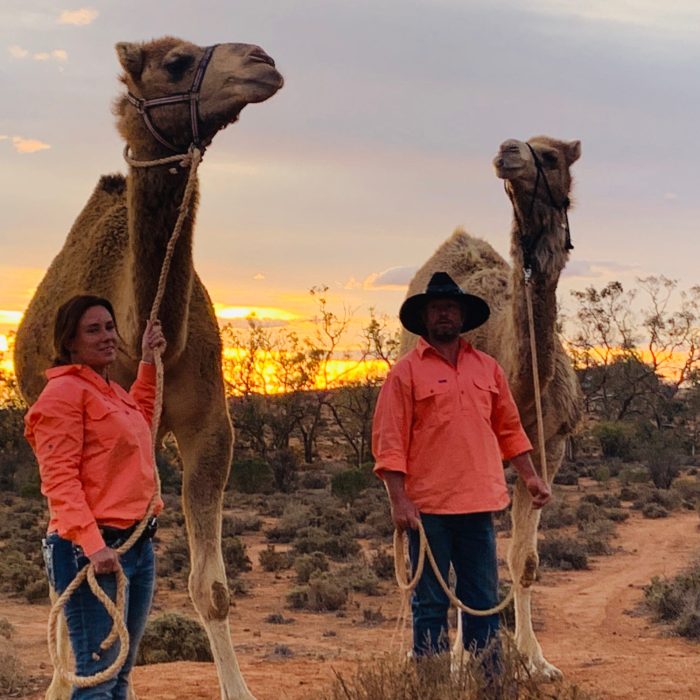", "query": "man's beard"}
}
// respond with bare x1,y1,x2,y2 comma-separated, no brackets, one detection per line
429,327,461,343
